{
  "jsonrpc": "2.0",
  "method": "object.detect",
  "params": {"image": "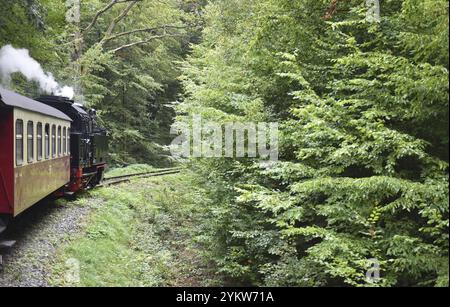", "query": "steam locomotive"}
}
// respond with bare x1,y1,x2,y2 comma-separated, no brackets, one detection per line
0,88,107,233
